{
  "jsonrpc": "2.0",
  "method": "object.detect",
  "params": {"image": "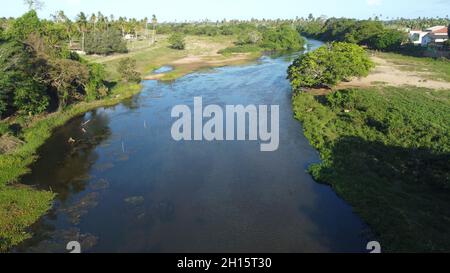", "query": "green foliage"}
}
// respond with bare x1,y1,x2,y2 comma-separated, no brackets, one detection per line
368,29,408,51
343,20,384,44
293,87,450,251
260,25,305,51
298,18,413,54
0,39,48,117
85,28,127,55
117,57,141,83
288,42,373,90
86,63,108,101
218,44,262,55
168,32,186,50
236,30,262,45
220,25,305,55
7,10,41,41
47,58,90,109
13,81,49,115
